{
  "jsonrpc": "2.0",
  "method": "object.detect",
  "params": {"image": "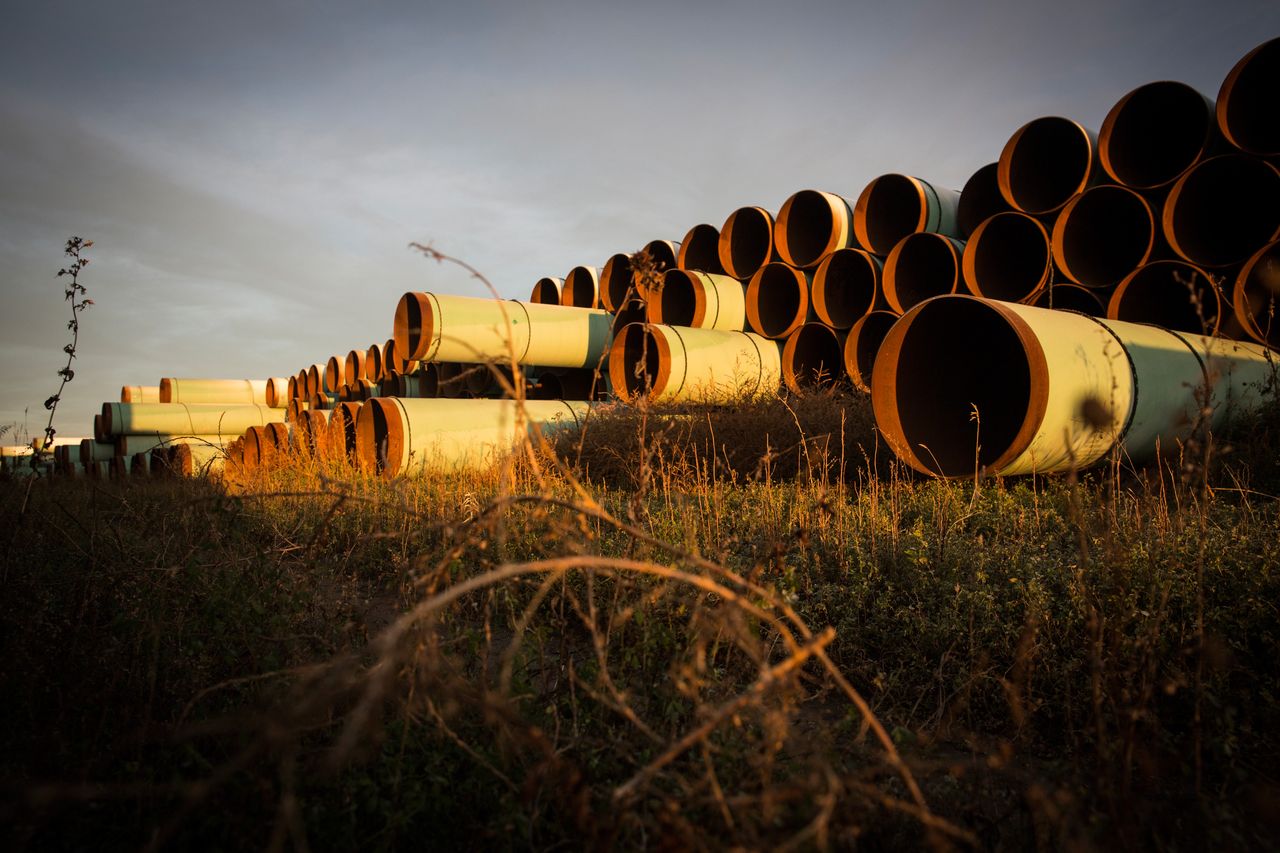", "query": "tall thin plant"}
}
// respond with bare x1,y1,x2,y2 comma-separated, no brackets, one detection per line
37,236,93,463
